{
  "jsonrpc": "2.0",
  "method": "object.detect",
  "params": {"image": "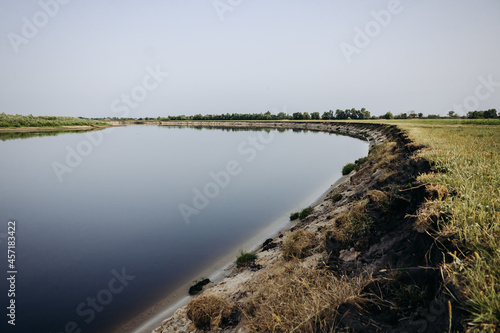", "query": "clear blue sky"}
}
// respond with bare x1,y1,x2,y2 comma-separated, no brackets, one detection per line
0,0,499,118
